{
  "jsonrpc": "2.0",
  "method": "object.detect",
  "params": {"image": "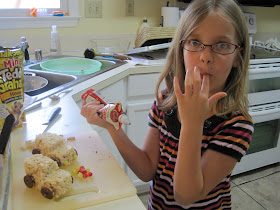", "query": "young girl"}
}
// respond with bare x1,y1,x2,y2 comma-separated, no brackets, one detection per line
81,0,254,209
